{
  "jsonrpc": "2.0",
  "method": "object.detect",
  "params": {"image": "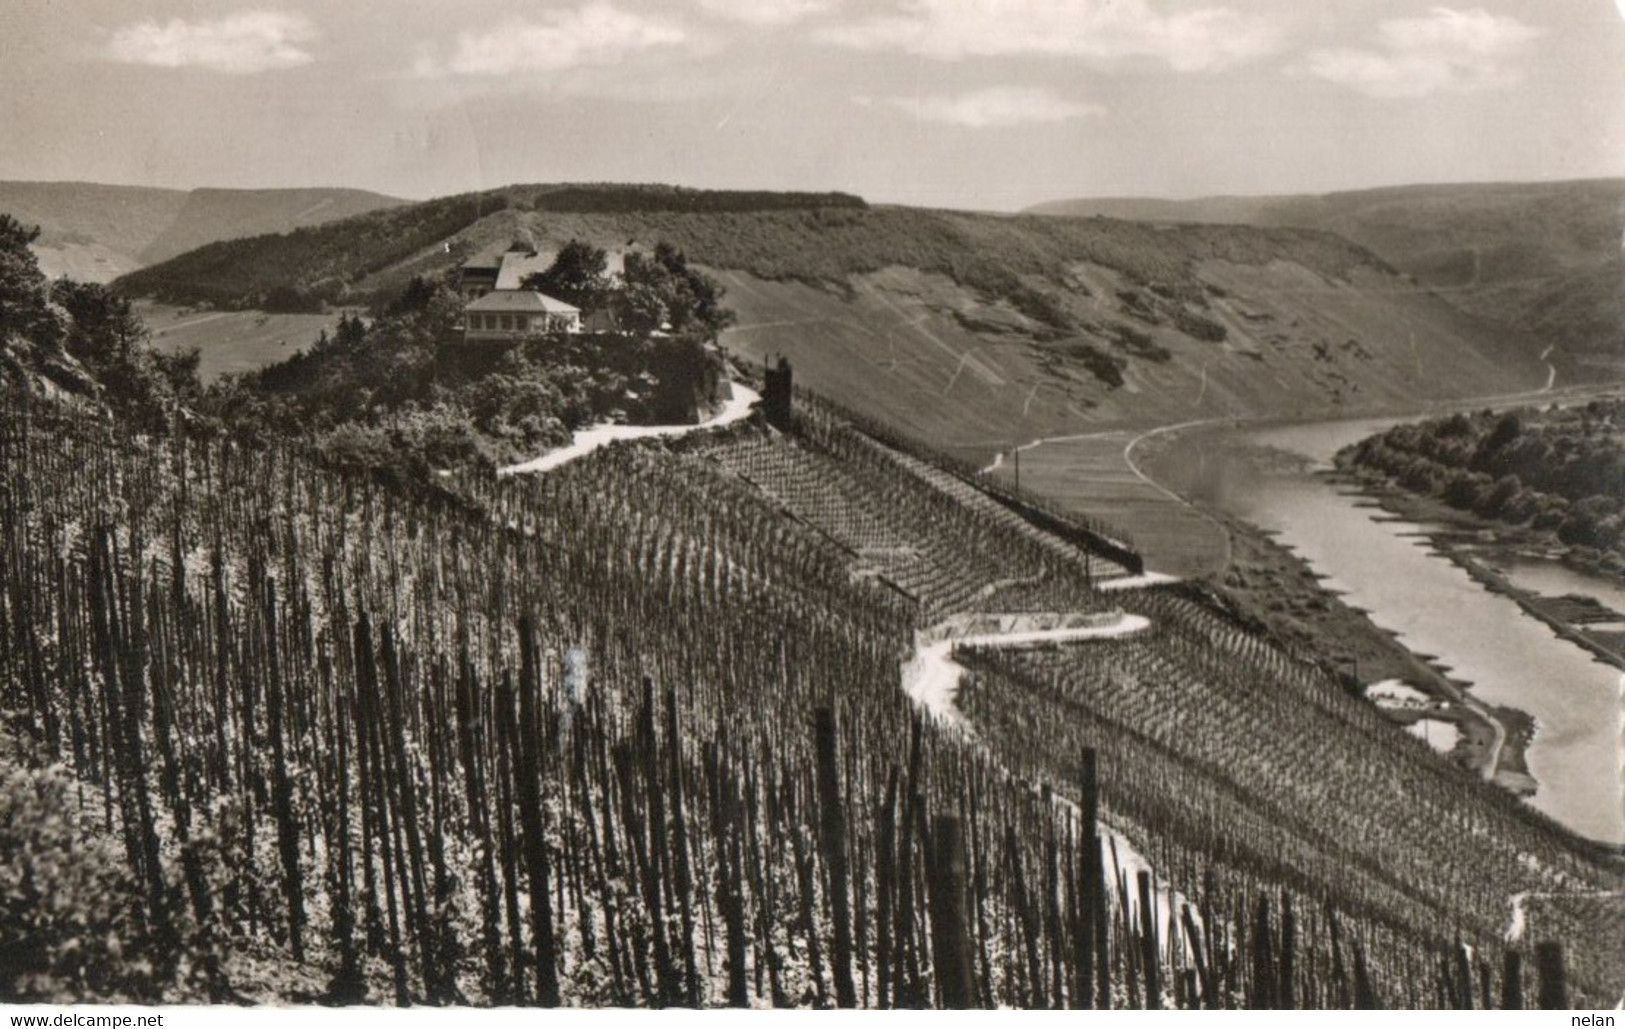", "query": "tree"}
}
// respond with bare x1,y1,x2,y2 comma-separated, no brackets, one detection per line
609,282,667,336
52,280,144,367
386,275,439,317
522,239,610,314
1485,412,1523,452
622,244,735,340
335,312,368,350
0,214,59,345
1559,494,1621,548
32,277,208,430
1437,412,1473,438
1481,474,1524,519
